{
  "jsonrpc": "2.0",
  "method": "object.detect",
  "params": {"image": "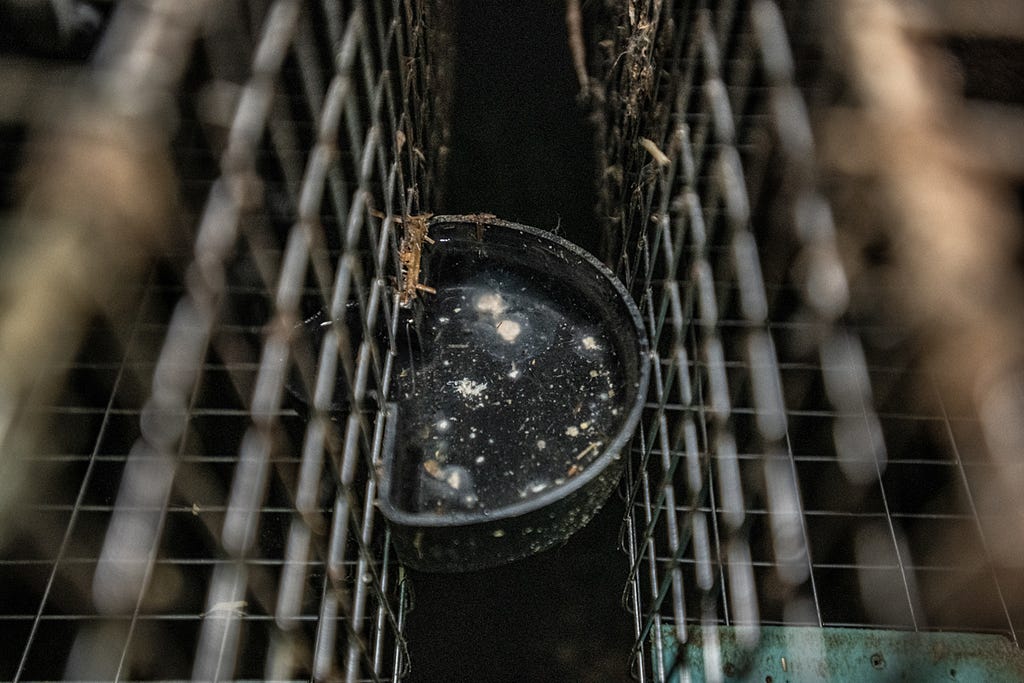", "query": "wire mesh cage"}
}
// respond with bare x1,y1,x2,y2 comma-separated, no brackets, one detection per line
588,0,1024,680
0,0,450,679
2,0,1024,681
